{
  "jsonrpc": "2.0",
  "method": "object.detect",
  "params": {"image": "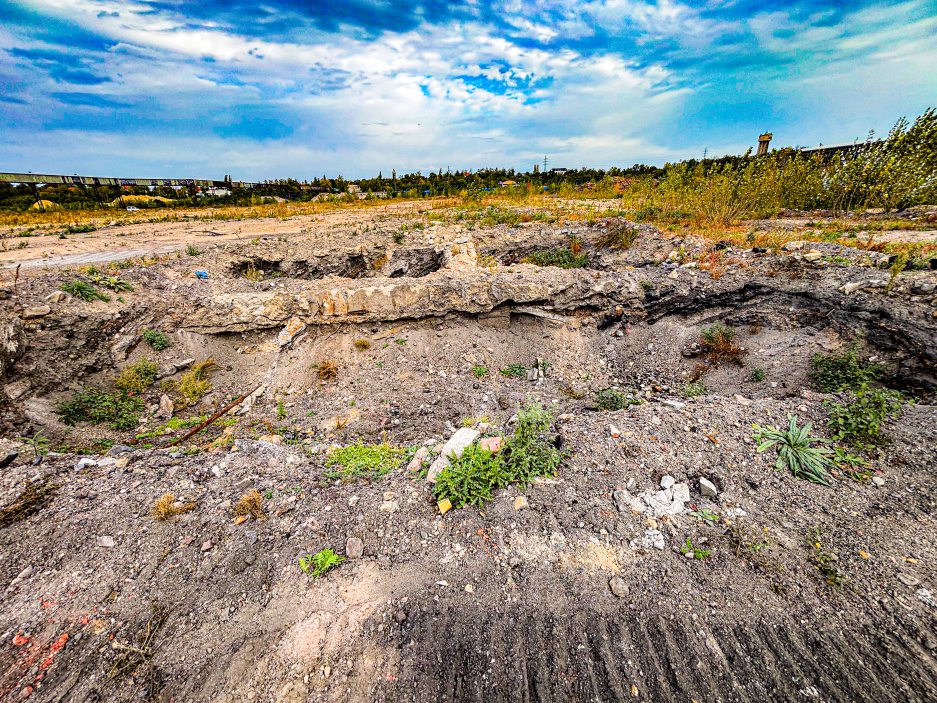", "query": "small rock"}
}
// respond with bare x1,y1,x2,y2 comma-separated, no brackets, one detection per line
107,444,134,456
348,495,360,507
803,250,823,262
425,427,480,482
897,572,920,587
671,483,691,504
608,576,629,598
0,451,18,469
346,537,364,559
660,475,675,490
379,500,400,513
157,394,174,419
609,424,621,438
871,476,885,487
45,291,67,303
513,496,529,511
699,477,719,497
840,282,863,295
479,436,503,454
22,305,51,319
96,536,116,548
201,540,214,552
